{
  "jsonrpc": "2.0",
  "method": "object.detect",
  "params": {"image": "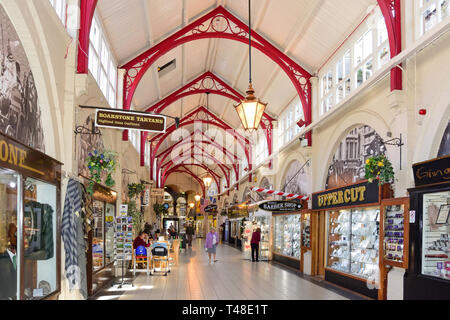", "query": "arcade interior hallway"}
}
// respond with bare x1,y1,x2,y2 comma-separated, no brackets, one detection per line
93,239,368,300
